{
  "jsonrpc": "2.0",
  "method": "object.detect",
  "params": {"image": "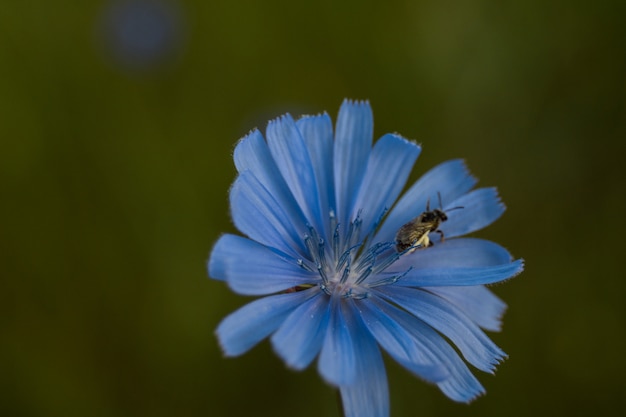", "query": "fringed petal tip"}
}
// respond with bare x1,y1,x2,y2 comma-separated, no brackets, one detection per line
341,98,370,107
266,112,295,130
453,157,478,181
461,388,486,404
297,110,330,121
233,129,264,162
386,131,422,149
486,258,524,287
488,186,507,213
